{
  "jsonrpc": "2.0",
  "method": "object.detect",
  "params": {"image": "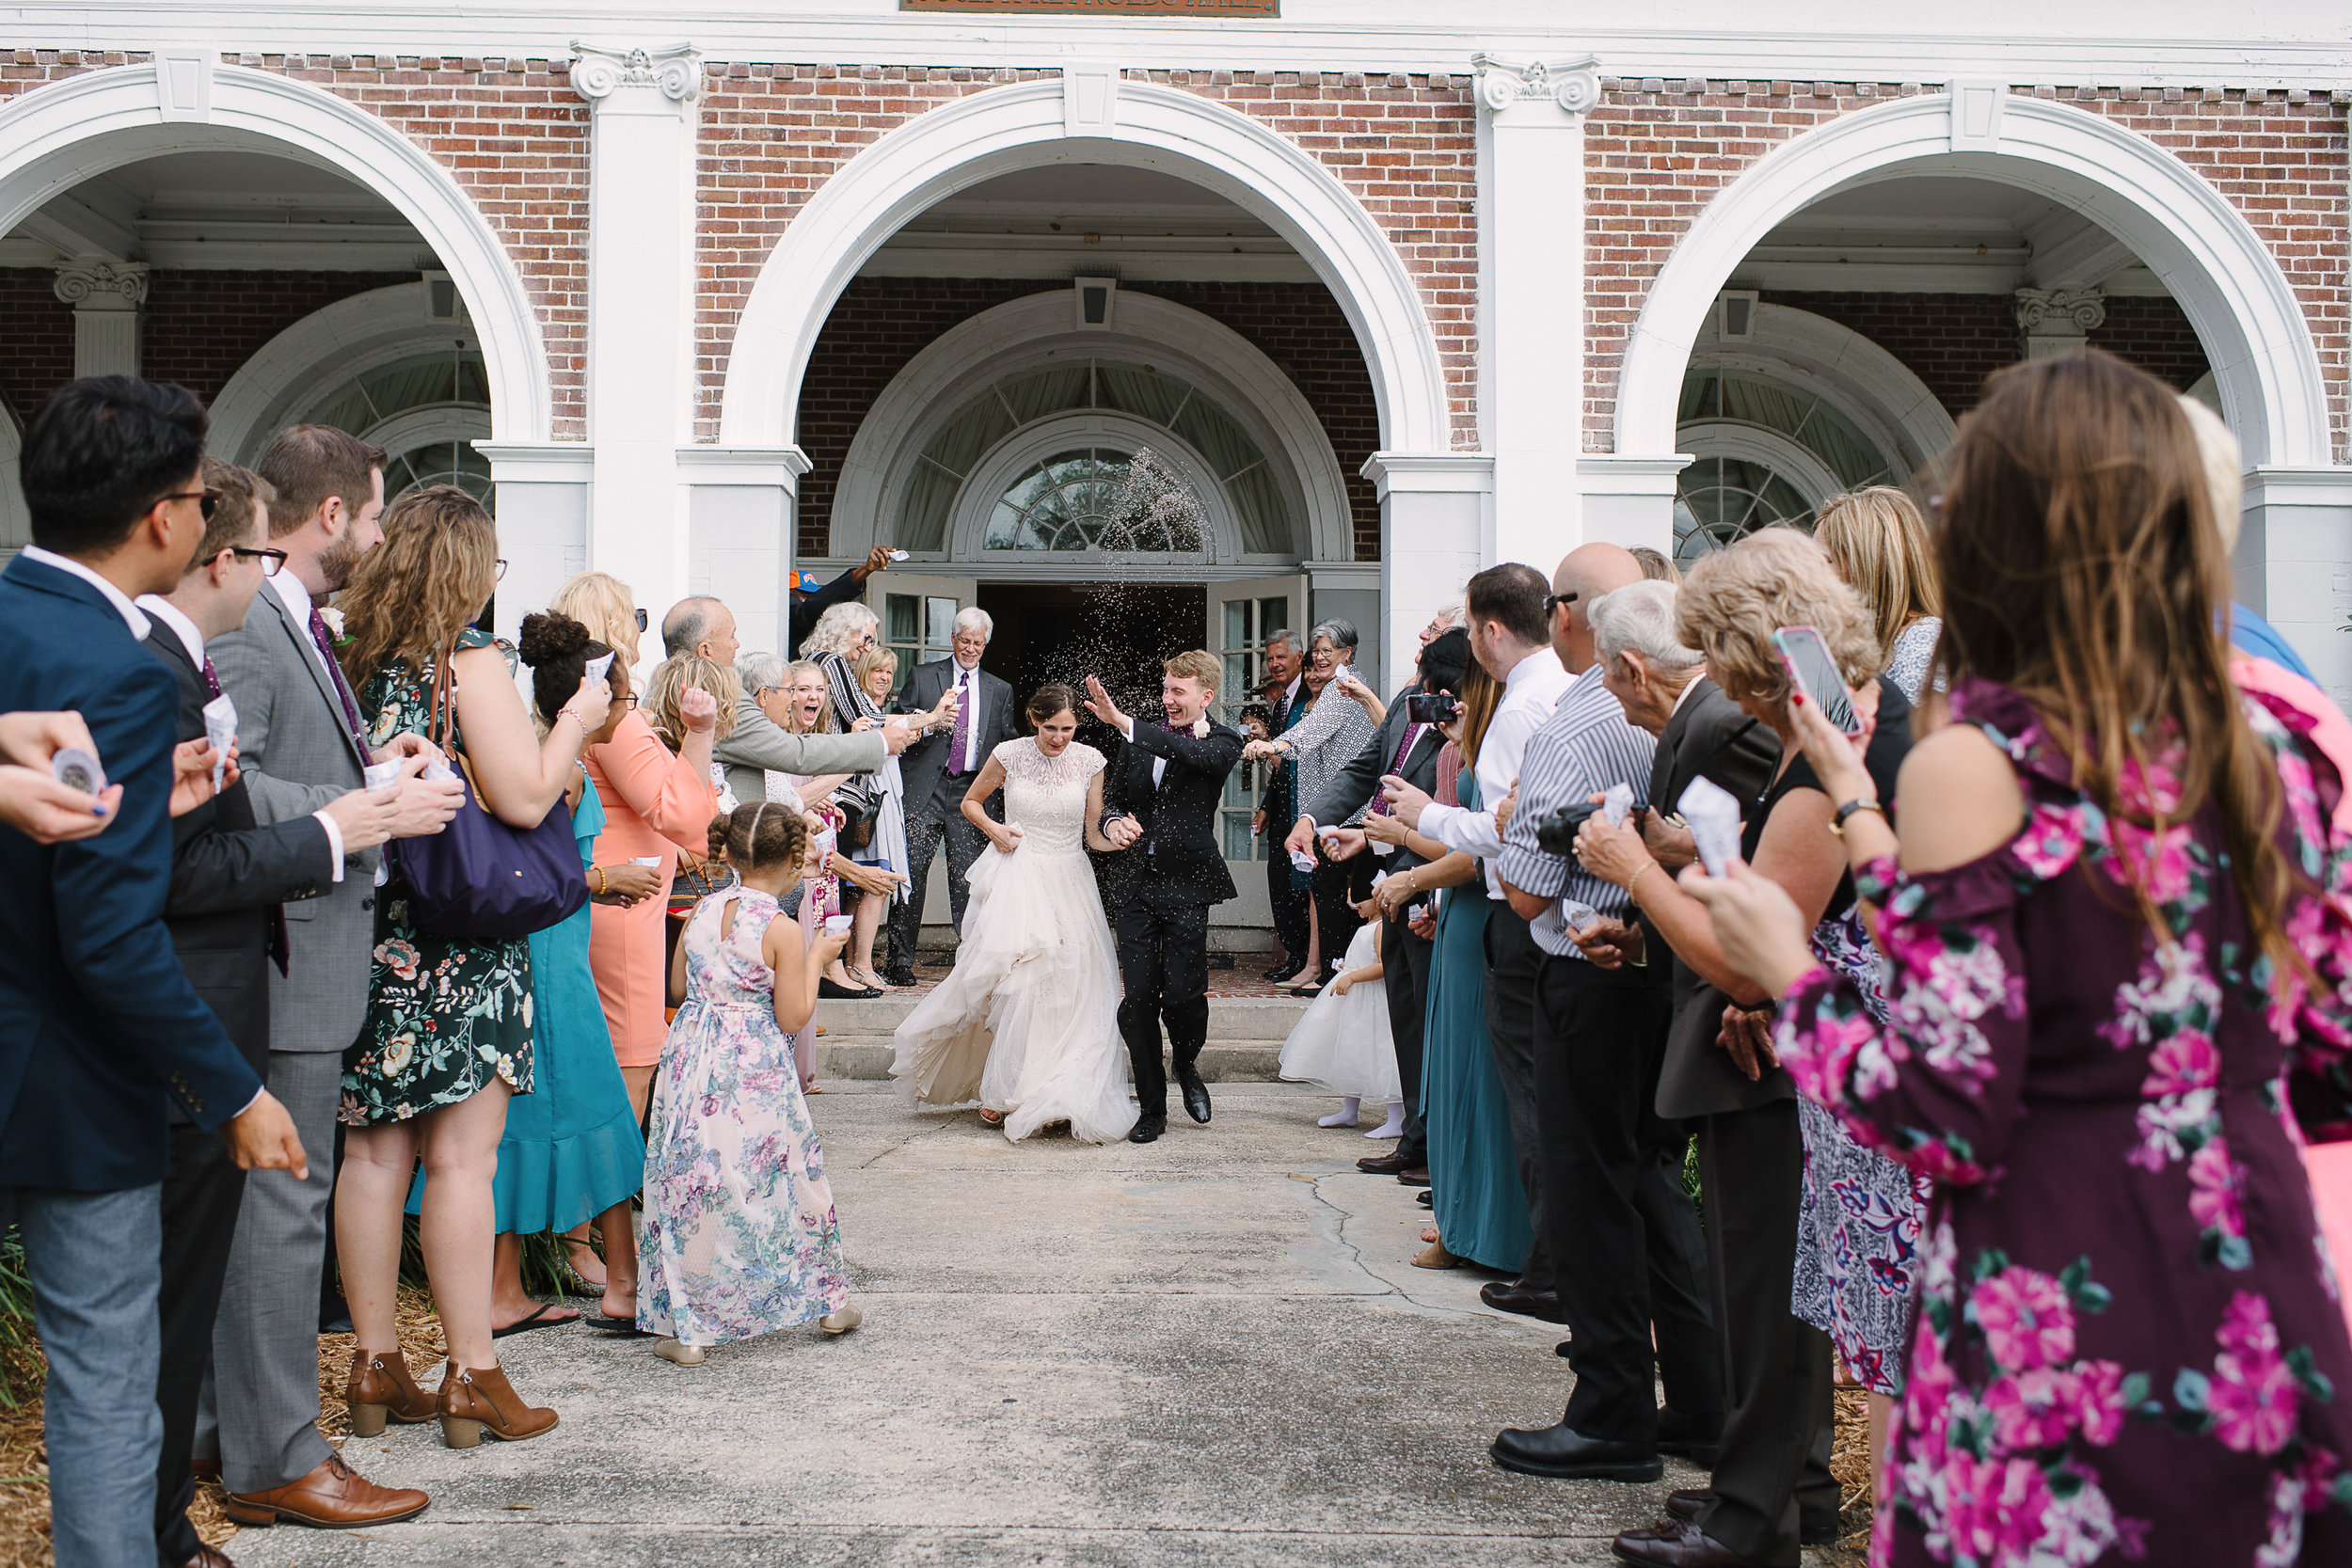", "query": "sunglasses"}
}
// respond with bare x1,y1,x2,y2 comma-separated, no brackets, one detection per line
159,486,223,520
1544,592,1579,616
634,608,649,633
